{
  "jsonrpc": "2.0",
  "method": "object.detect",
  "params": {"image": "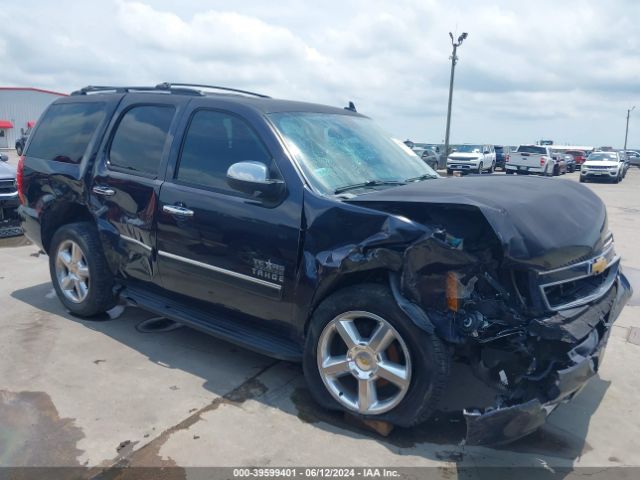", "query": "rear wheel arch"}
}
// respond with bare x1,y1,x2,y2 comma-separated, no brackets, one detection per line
41,202,94,253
